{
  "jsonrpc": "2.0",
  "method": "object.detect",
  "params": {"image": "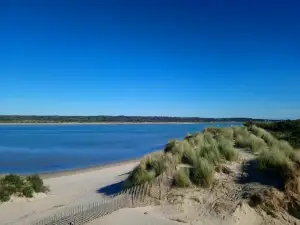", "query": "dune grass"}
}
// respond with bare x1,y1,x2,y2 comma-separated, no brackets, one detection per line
216,135,238,161
125,125,298,191
249,126,277,146
173,168,191,187
235,130,268,154
190,157,214,187
258,148,294,172
248,125,299,183
0,174,48,202
126,126,241,189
